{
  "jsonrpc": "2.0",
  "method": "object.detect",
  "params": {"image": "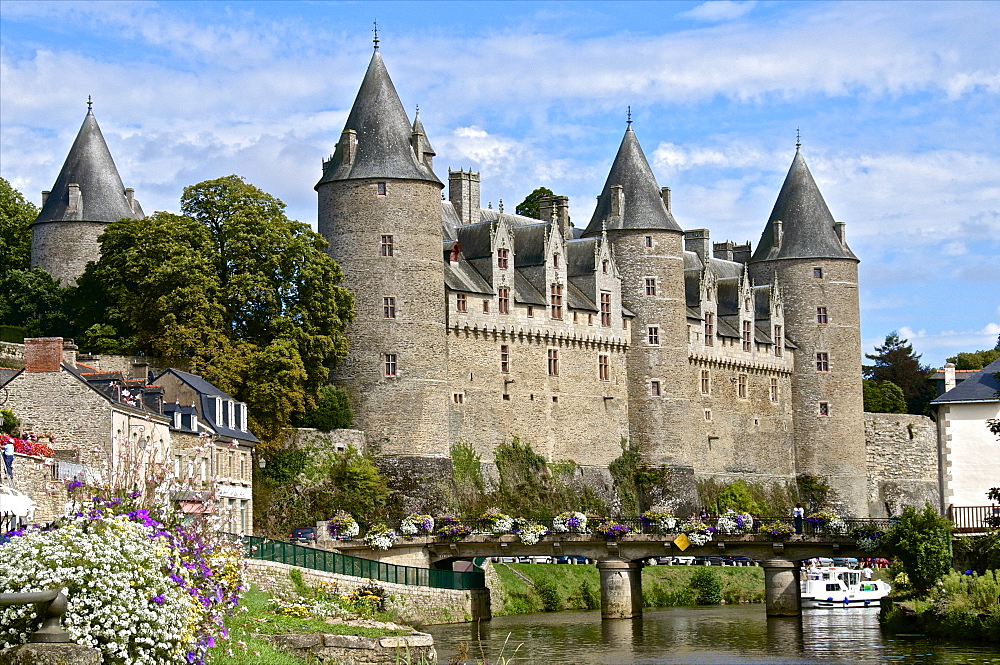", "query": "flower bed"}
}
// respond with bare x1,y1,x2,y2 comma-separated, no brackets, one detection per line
0,433,54,458
399,513,434,536
552,511,588,534
593,519,631,541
